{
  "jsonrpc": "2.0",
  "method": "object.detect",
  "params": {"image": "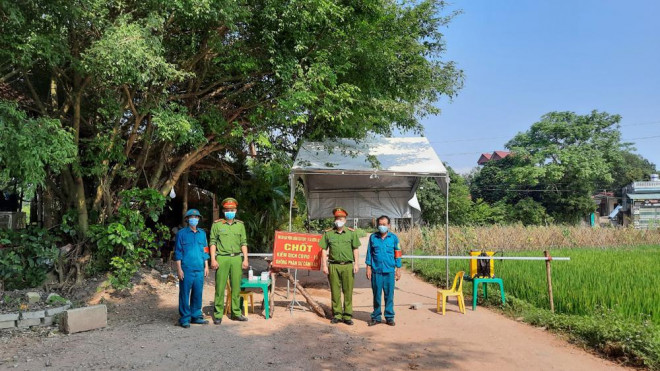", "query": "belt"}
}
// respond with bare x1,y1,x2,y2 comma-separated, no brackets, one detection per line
329,261,353,265
217,253,241,257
